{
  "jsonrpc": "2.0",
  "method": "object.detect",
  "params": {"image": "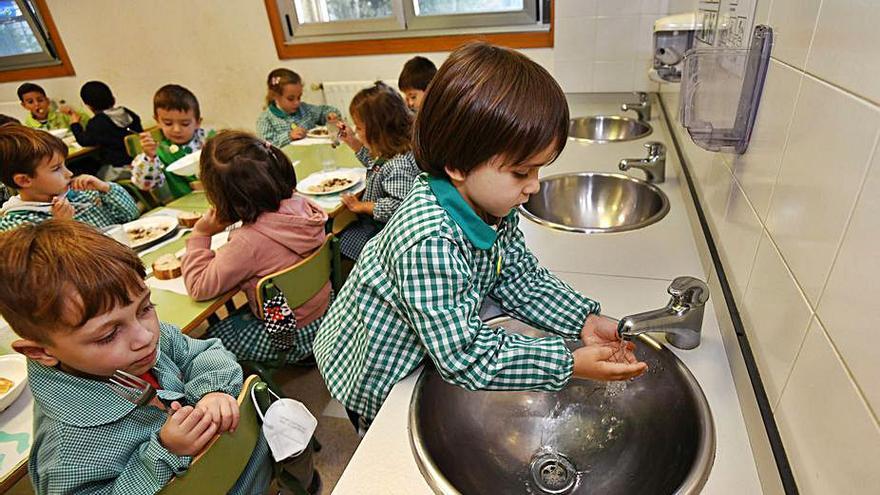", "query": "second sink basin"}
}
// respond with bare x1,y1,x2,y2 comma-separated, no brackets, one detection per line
519,172,670,234
569,116,652,143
